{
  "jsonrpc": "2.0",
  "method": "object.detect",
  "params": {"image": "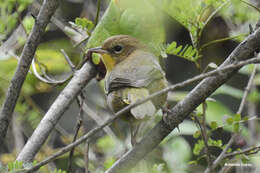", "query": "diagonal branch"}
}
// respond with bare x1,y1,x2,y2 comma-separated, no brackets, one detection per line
0,0,59,146
16,61,97,163
223,145,260,158
105,26,260,173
